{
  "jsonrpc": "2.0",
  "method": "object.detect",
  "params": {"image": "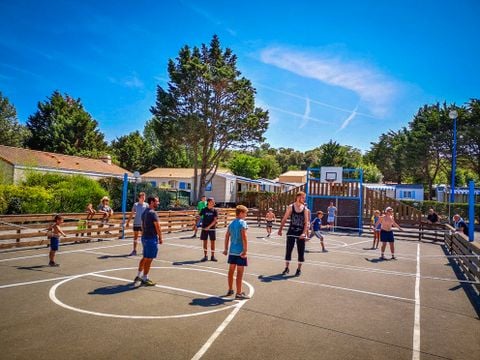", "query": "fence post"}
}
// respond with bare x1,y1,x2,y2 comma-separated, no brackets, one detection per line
121,173,128,239
468,180,475,242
